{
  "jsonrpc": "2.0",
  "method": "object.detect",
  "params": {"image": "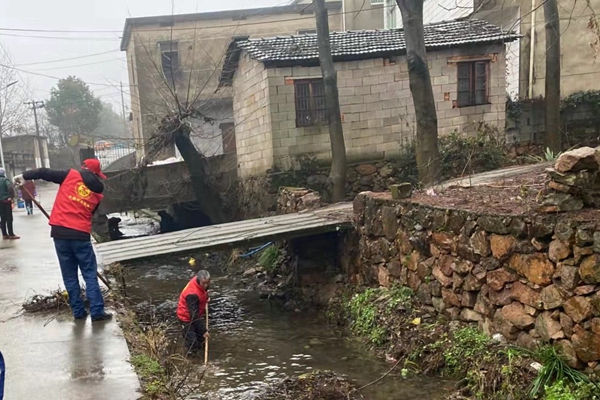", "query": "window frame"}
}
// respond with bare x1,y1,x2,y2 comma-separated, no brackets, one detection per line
456,60,490,108
294,78,328,128
158,41,180,86
220,122,236,154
